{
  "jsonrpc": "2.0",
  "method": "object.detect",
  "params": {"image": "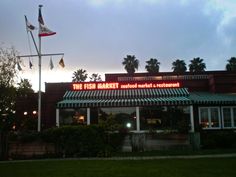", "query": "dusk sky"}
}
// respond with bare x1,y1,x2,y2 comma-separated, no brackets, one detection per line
1,0,236,91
